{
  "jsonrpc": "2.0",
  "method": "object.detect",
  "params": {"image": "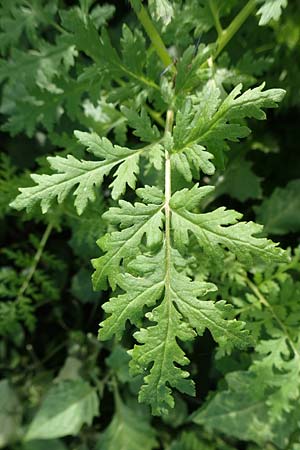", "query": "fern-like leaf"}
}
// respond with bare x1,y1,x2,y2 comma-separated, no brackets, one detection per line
11,131,143,214
173,83,285,167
